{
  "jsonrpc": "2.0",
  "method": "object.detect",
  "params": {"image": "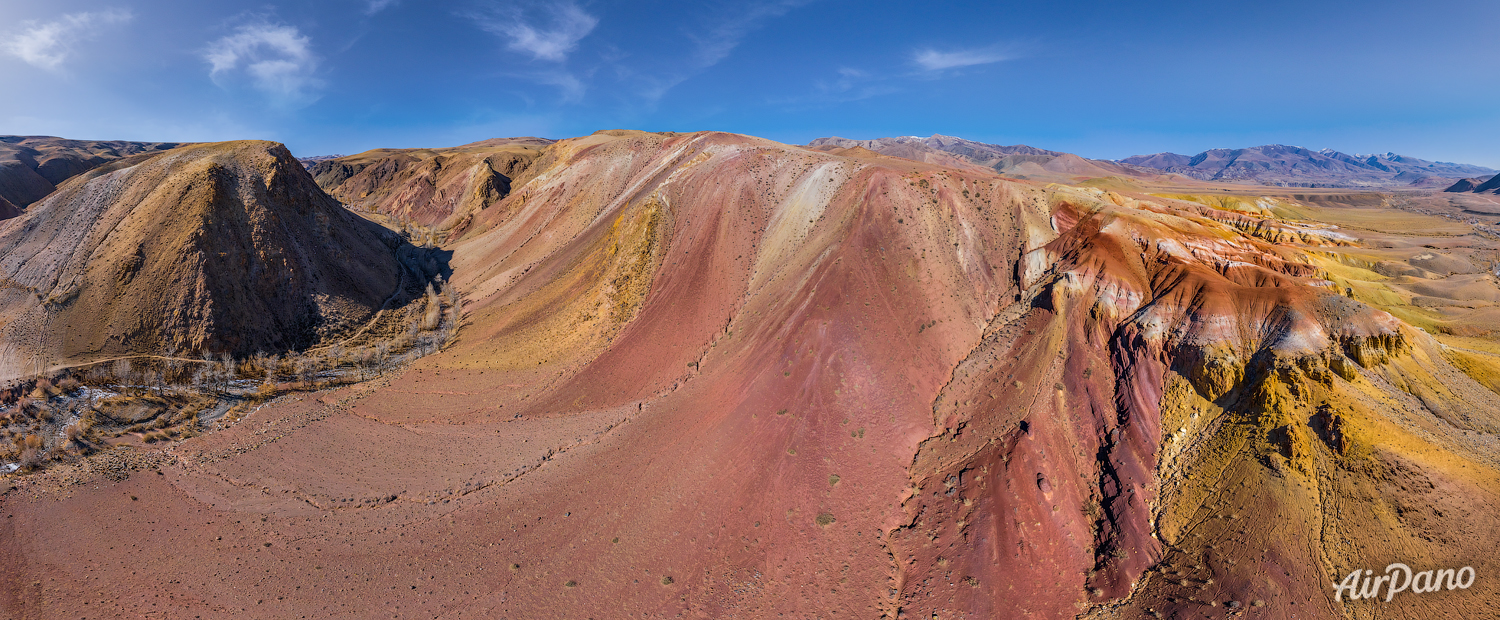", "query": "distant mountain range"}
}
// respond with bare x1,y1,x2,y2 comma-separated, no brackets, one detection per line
811,136,1496,189
807,135,1161,182
1118,145,1496,188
